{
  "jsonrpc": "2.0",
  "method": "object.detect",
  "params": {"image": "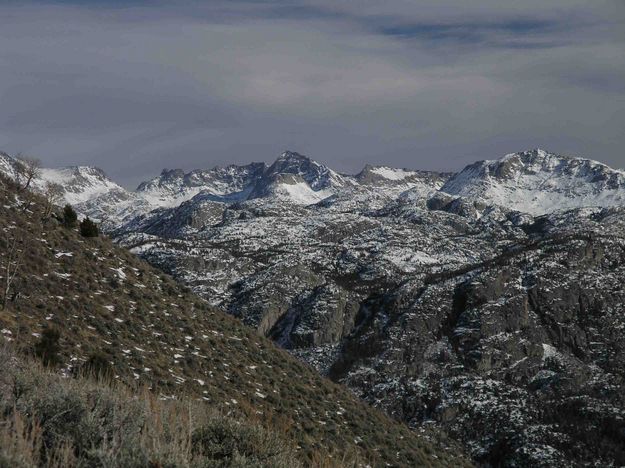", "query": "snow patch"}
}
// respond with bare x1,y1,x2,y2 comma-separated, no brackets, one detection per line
370,167,411,181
